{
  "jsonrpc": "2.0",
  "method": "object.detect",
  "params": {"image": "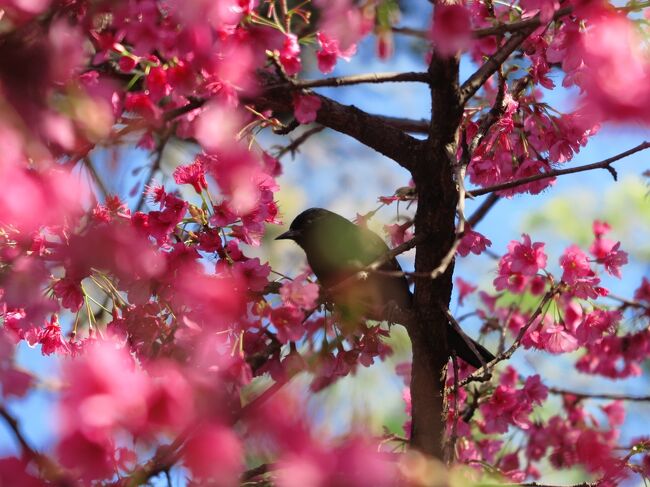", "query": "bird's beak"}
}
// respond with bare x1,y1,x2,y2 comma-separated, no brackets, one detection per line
275,229,299,240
